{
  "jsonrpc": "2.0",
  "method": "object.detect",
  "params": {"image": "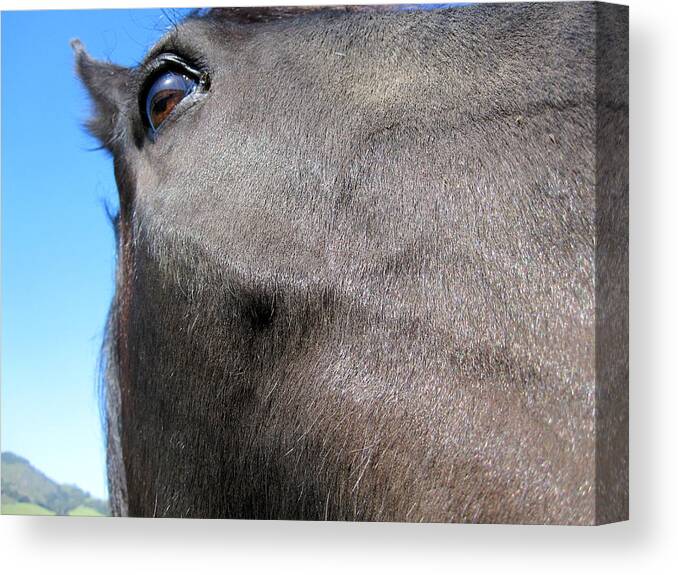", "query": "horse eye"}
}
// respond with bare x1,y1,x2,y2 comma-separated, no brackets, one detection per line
145,70,197,132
